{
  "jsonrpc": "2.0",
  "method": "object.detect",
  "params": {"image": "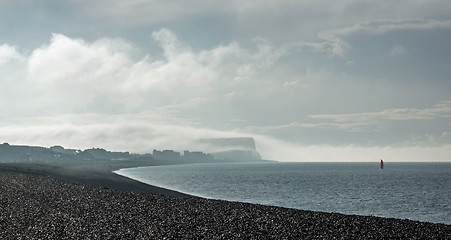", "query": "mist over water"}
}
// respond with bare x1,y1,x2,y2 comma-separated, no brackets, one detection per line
116,162,451,225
